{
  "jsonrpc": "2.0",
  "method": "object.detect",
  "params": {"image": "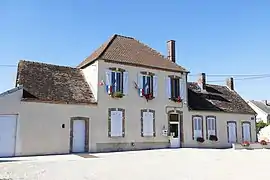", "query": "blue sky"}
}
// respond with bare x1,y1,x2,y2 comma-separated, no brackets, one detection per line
1,0,270,100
